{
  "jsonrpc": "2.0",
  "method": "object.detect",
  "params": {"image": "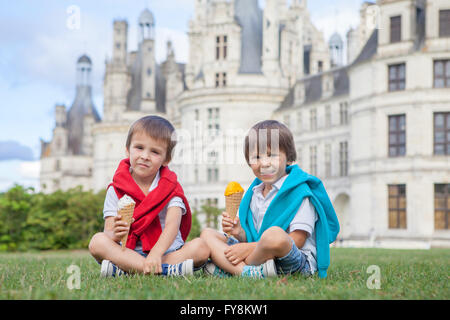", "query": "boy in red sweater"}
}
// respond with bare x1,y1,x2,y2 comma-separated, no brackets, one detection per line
89,116,210,277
